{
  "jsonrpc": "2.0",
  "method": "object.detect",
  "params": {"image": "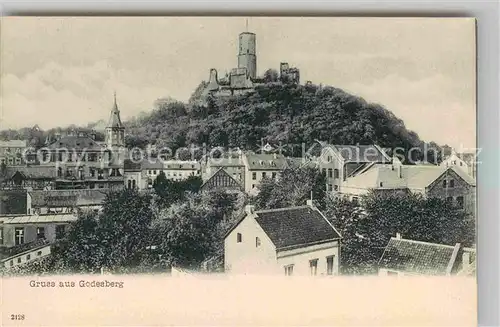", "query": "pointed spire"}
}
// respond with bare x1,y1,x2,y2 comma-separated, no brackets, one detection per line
113,90,118,109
